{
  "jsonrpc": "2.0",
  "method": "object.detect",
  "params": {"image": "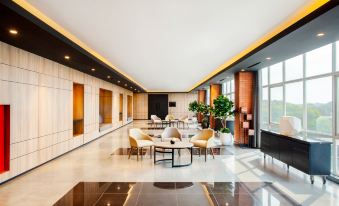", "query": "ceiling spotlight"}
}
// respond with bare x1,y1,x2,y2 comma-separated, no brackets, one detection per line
117,80,120,83
107,75,111,79
130,87,133,89
241,69,245,72
91,68,95,71
125,84,127,86
266,57,271,60
64,55,70,60
317,32,325,37
9,29,18,35
134,89,137,91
